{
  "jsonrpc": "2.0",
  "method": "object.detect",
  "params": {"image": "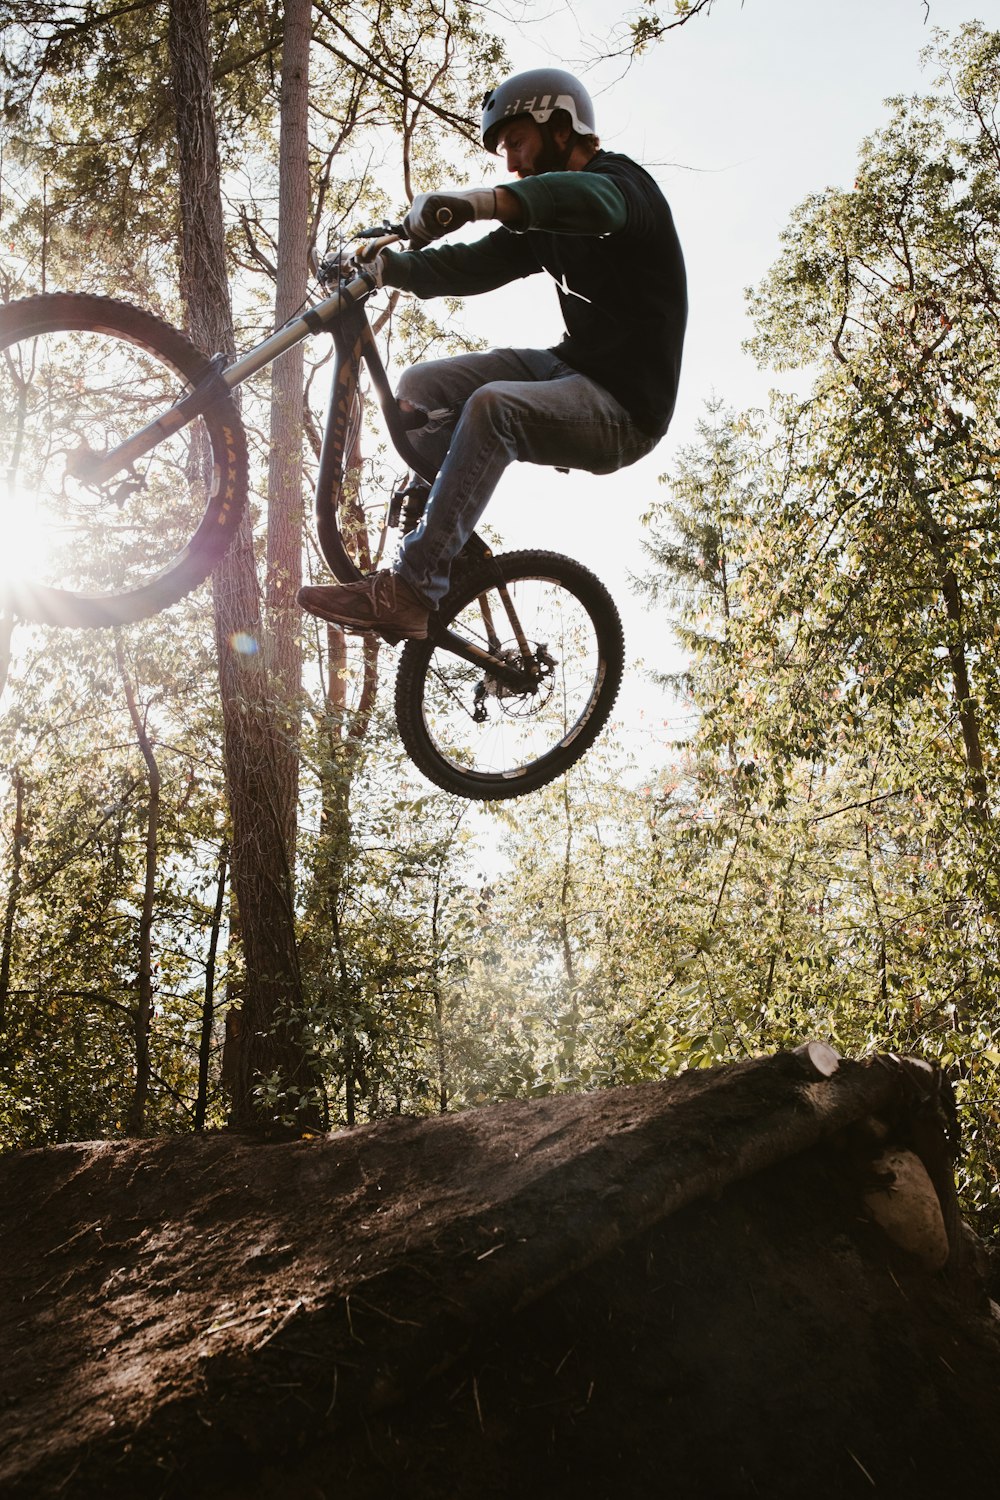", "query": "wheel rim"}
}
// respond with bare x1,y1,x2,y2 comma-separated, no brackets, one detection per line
0,320,222,608
419,572,609,784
